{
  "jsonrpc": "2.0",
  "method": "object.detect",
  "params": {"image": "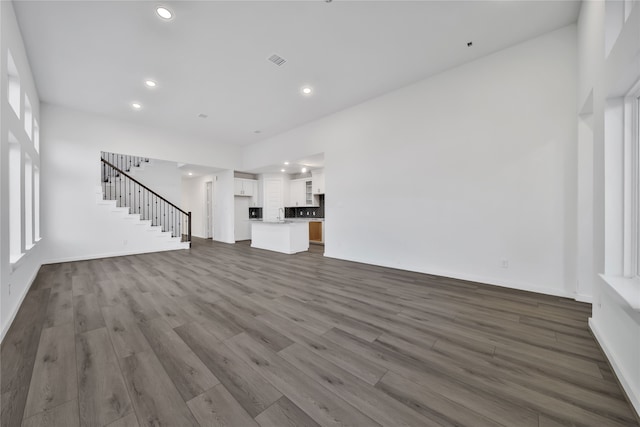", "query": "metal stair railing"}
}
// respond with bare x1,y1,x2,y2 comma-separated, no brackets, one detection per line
100,157,191,246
